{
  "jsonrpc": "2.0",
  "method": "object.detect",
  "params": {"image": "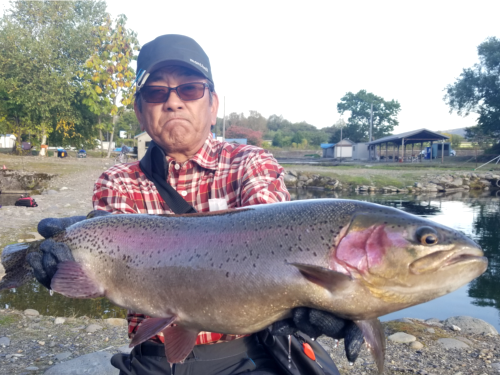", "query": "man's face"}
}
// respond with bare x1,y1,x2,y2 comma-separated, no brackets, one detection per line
134,68,219,160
